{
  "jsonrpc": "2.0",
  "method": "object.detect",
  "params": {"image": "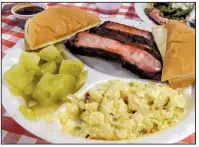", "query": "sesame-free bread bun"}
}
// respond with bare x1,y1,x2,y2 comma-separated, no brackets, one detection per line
161,20,195,88
24,7,101,50
168,73,195,89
